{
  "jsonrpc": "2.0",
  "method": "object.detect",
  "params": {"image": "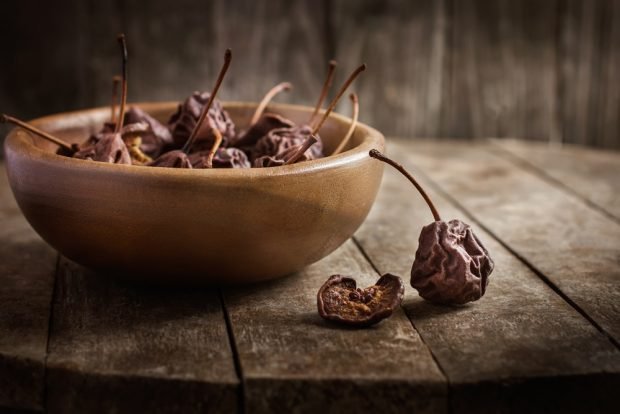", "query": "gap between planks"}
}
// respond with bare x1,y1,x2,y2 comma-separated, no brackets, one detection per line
488,140,620,225
350,235,454,414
